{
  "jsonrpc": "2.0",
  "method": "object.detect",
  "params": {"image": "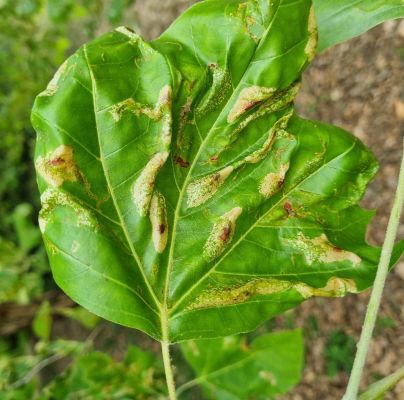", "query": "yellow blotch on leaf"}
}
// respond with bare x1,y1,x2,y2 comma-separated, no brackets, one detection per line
132,152,168,216
39,189,97,233
203,207,242,261
188,276,358,310
259,163,290,199
38,61,67,97
149,191,168,253
286,232,361,266
305,6,318,61
36,145,80,188
187,166,234,208
227,86,276,123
